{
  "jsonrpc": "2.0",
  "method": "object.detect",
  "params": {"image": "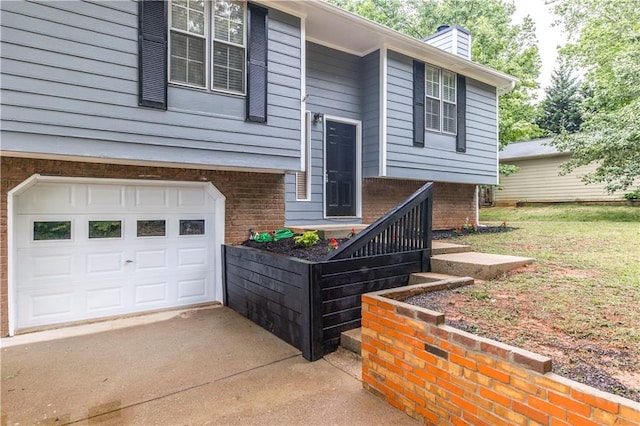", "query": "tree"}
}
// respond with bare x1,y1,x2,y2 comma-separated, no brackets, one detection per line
550,0,640,193
329,0,544,147
537,61,583,135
